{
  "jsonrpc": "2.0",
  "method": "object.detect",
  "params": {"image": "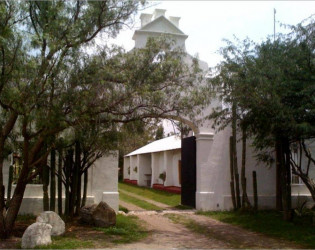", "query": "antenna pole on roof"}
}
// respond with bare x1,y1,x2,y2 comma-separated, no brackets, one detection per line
273,8,276,41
